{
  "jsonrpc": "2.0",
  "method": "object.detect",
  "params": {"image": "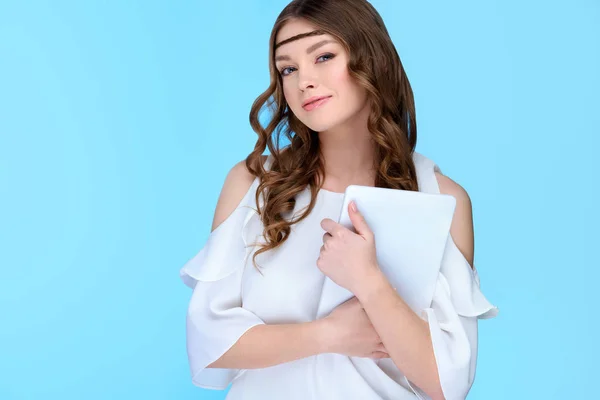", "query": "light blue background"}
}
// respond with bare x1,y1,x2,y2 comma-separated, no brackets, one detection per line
0,0,598,399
